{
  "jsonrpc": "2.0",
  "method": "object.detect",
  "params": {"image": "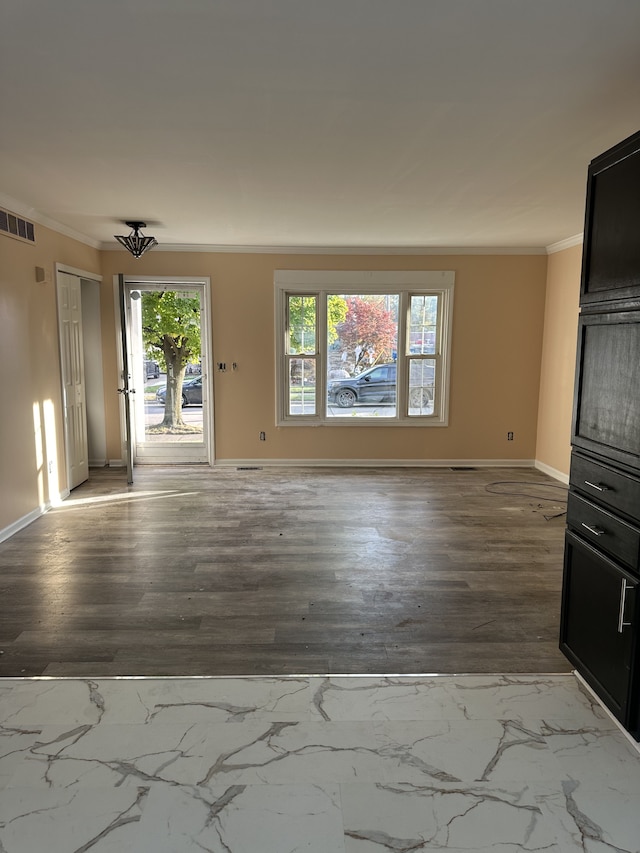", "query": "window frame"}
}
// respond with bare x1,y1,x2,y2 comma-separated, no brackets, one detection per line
284,294,319,417
275,270,454,427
